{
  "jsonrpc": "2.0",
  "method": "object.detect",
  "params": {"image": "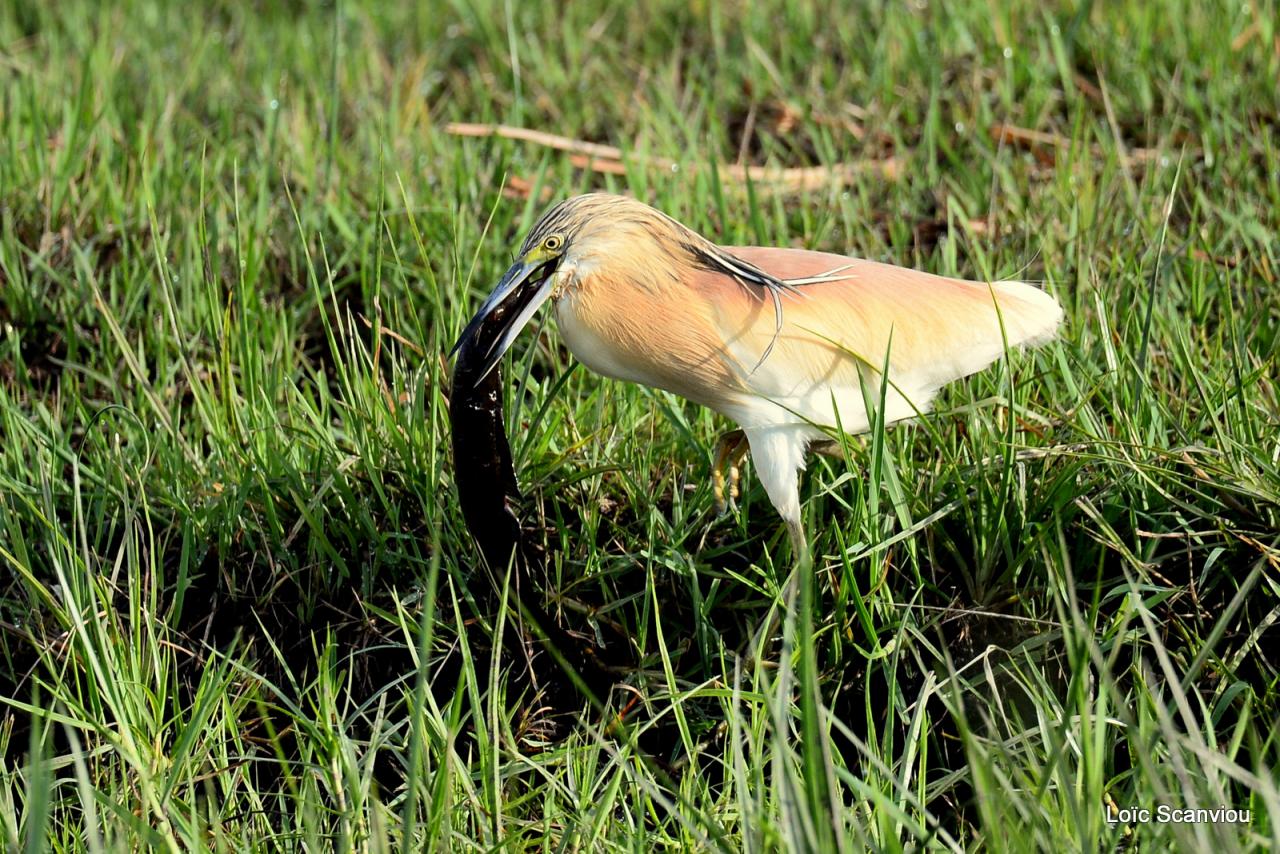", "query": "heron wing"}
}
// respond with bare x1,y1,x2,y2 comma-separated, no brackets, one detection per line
693,246,1062,430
